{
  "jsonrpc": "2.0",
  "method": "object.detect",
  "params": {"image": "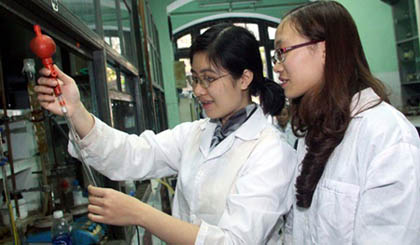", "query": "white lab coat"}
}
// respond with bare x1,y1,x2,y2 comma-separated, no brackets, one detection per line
284,88,420,244
70,106,297,244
